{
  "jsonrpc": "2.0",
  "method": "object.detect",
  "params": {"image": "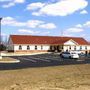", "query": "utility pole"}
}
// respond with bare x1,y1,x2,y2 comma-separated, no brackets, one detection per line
0,17,2,59
61,29,63,52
